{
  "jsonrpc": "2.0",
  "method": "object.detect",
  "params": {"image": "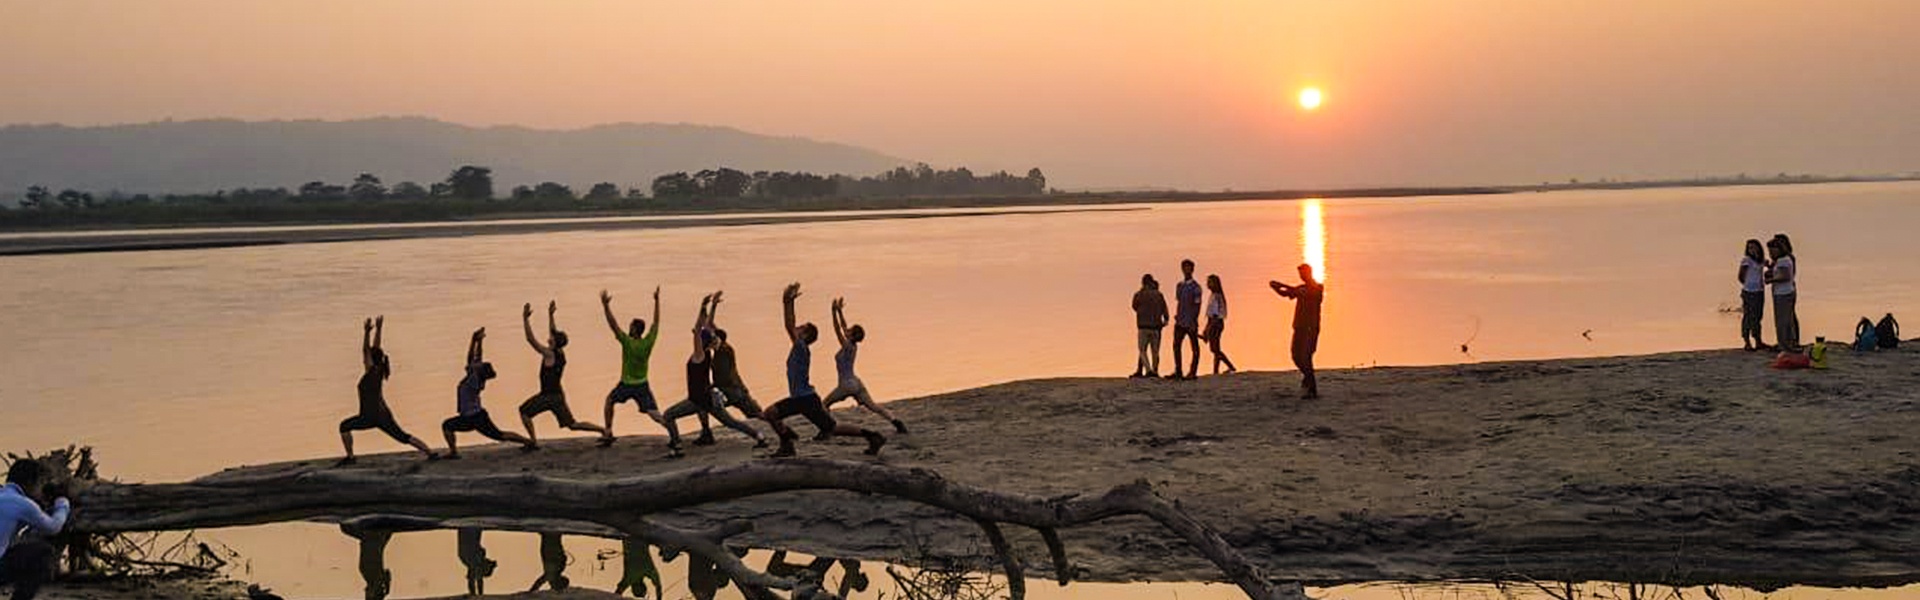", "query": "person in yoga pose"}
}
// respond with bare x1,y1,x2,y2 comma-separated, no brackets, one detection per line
516,301,610,447
599,288,674,450
820,297,908,435
338,316,438,465
660,291,769,452
441,328,536,458
760,283,886,457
